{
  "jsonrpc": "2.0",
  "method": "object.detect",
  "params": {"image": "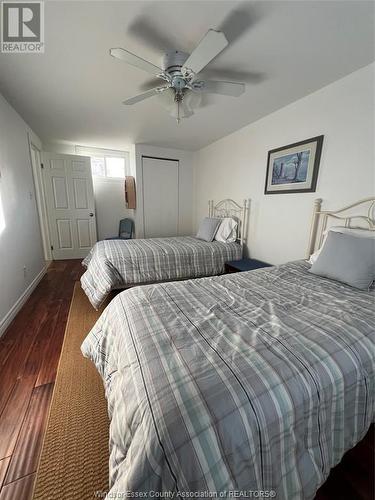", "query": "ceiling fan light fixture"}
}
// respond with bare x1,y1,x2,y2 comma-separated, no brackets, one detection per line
184,90,202,110
164,94,194,123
